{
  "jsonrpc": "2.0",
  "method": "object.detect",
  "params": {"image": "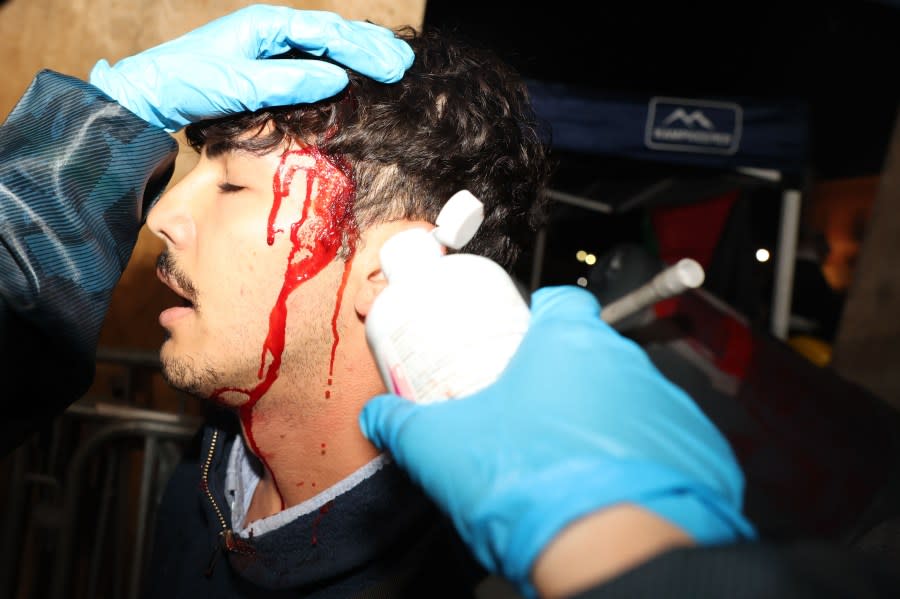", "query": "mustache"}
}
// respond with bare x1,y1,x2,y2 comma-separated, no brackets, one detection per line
156,252,199,305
